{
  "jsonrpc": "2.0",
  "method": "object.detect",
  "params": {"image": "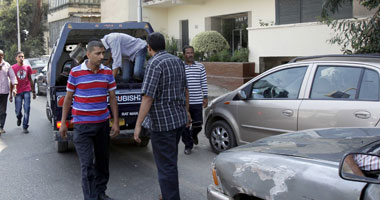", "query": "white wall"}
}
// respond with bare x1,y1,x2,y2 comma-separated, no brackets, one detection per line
248,22,342,73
